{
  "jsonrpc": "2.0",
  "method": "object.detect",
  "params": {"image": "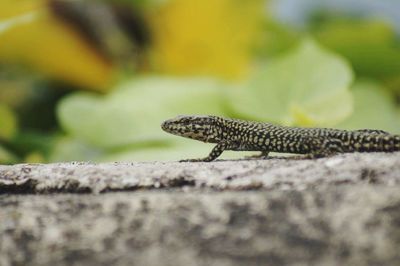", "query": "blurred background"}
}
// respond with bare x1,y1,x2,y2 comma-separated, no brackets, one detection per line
1,0,400,163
